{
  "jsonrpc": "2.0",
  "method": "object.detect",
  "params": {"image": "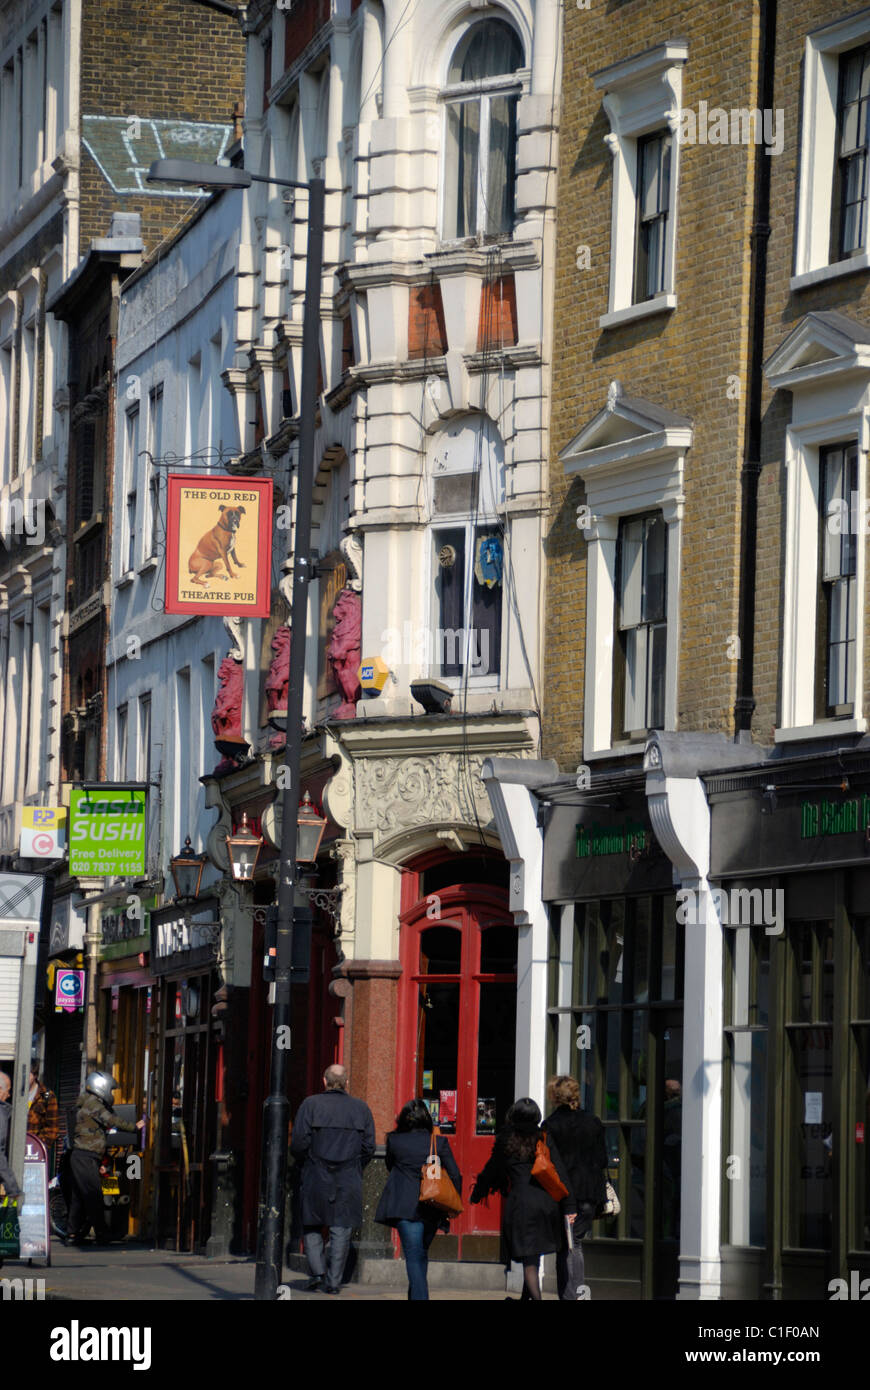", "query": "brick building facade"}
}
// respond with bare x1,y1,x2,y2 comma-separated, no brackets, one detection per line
486,0,870,1301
